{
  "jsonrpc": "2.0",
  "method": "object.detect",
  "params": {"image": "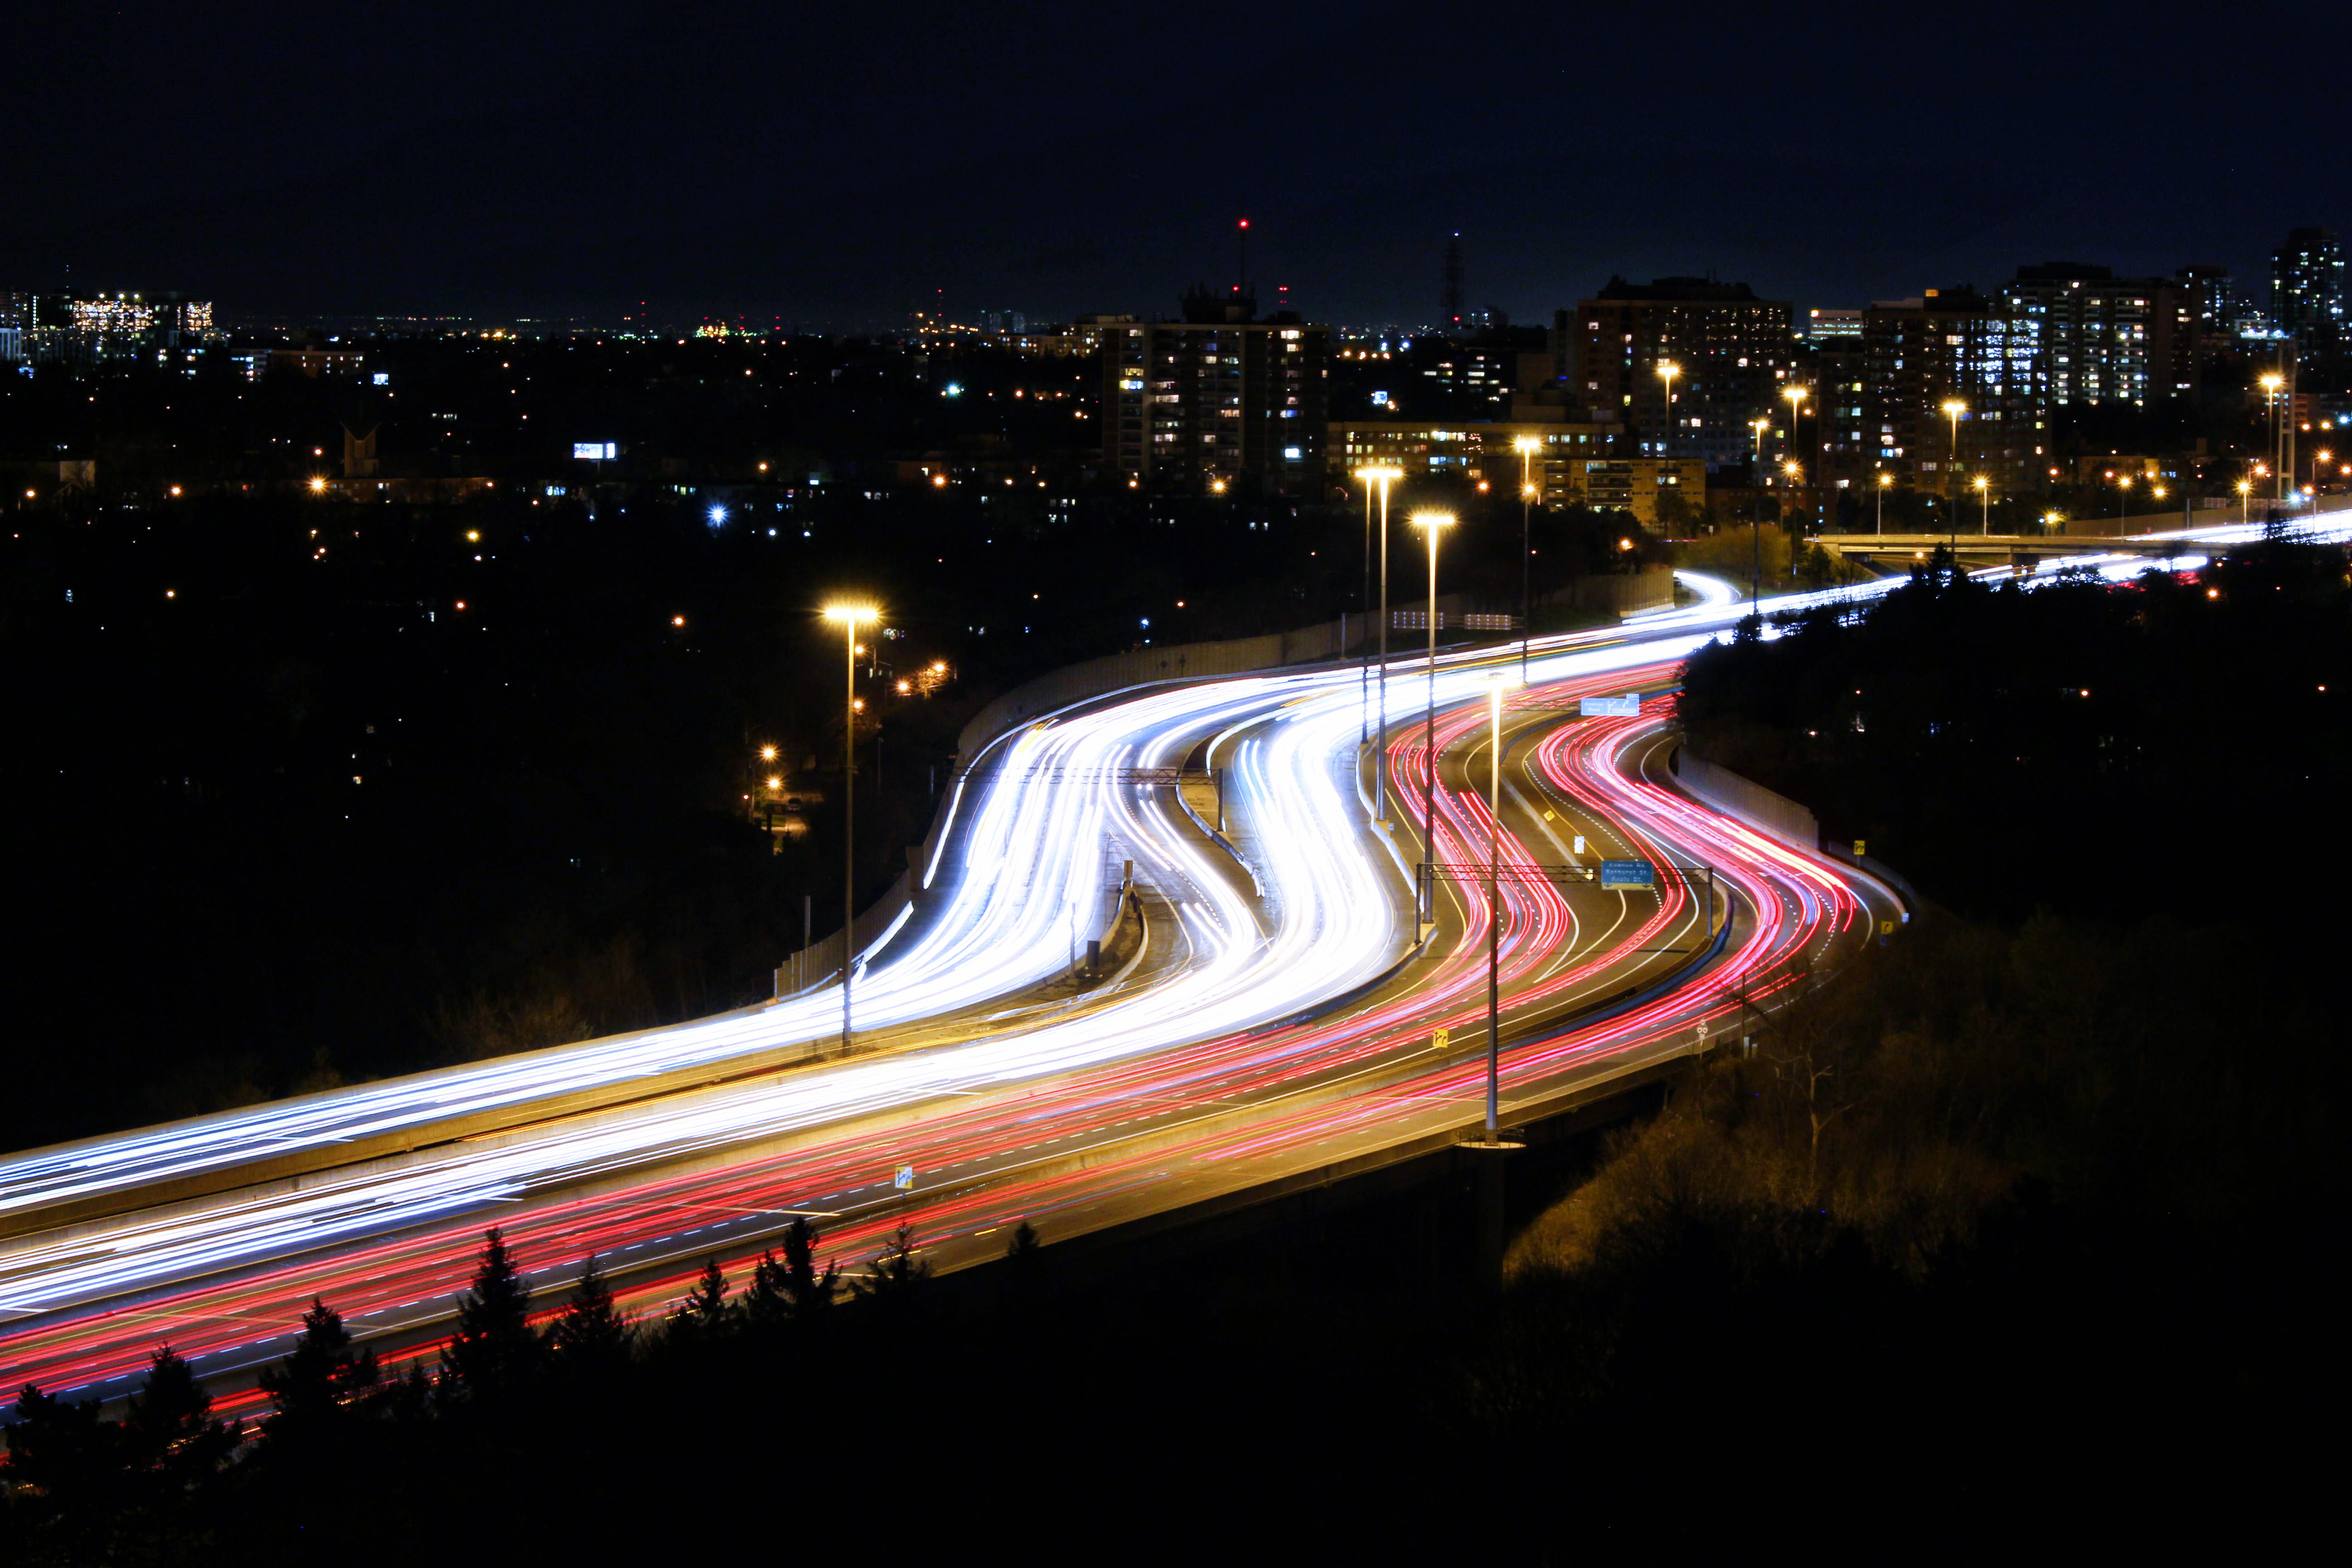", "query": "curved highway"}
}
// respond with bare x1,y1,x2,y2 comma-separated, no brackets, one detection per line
7,511,2340,1412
